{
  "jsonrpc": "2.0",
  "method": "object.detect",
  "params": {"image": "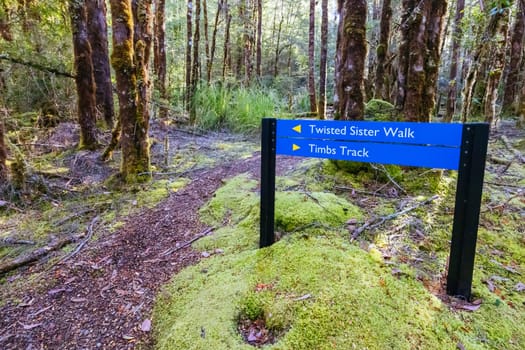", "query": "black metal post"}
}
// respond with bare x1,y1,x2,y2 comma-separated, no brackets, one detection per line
446,123,489,299
260,118,277,248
